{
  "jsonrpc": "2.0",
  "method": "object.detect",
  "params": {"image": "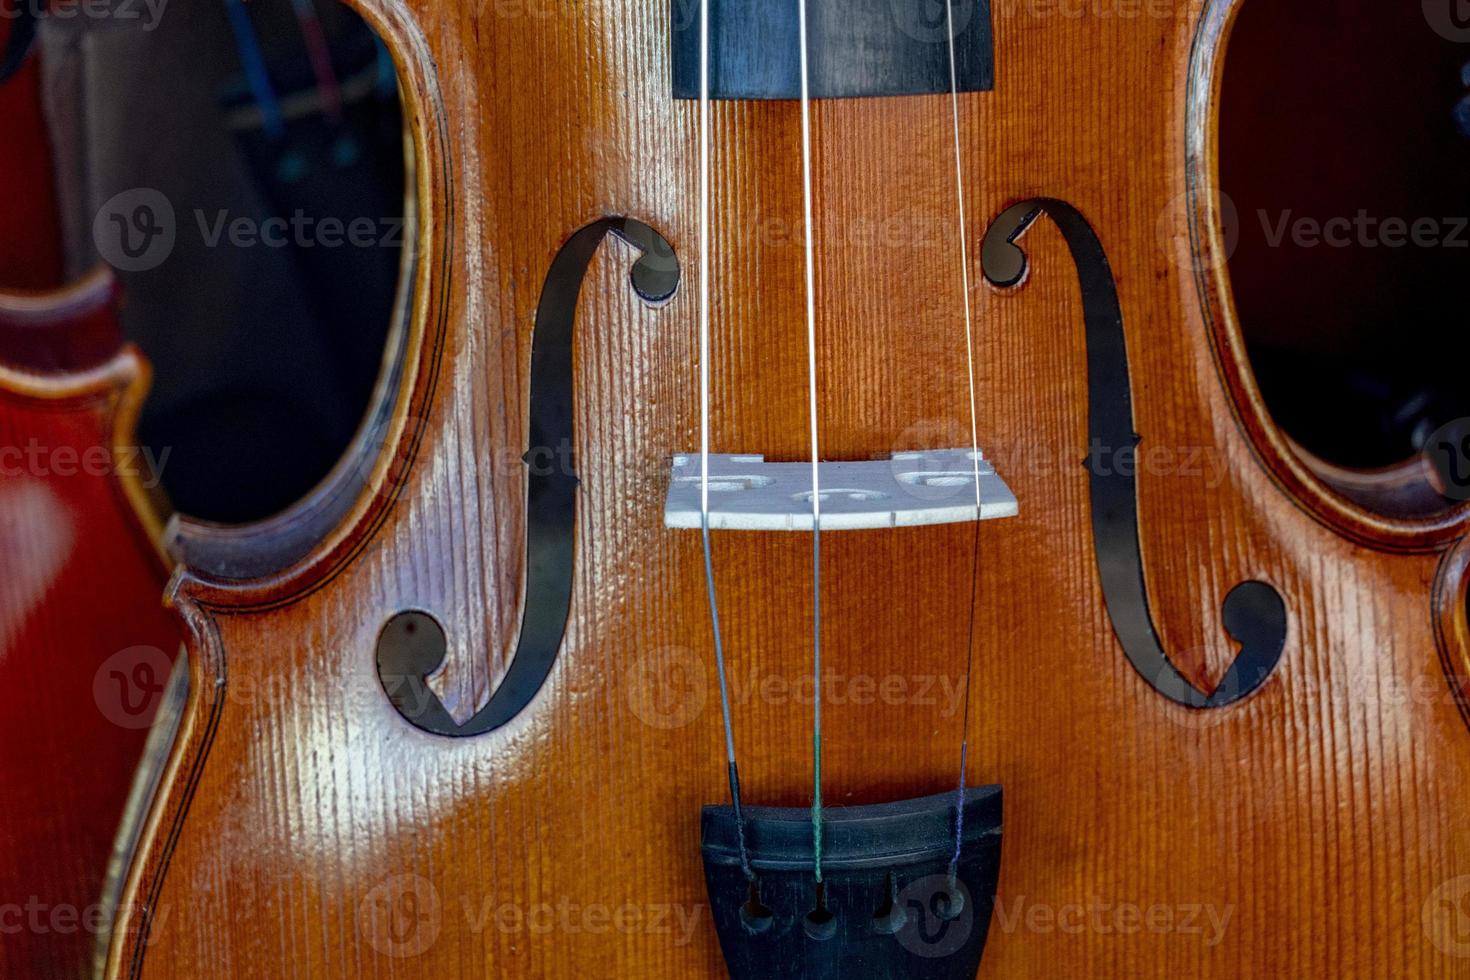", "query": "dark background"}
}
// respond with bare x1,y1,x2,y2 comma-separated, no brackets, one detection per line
33,0,401,522
1221,0,1470,469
